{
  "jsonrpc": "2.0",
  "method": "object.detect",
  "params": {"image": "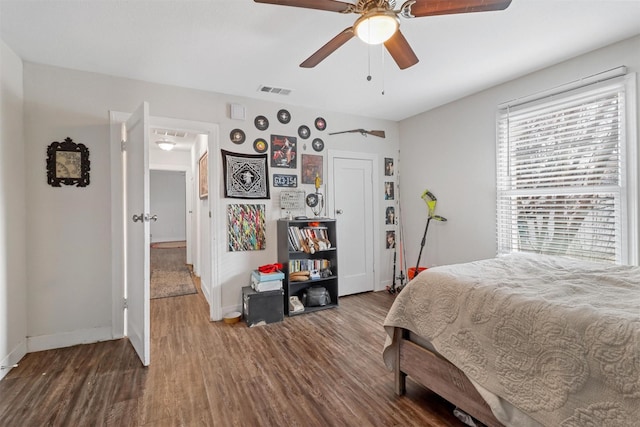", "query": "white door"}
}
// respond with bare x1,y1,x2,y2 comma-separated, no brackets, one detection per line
124,102,151,366
333,157,374,296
